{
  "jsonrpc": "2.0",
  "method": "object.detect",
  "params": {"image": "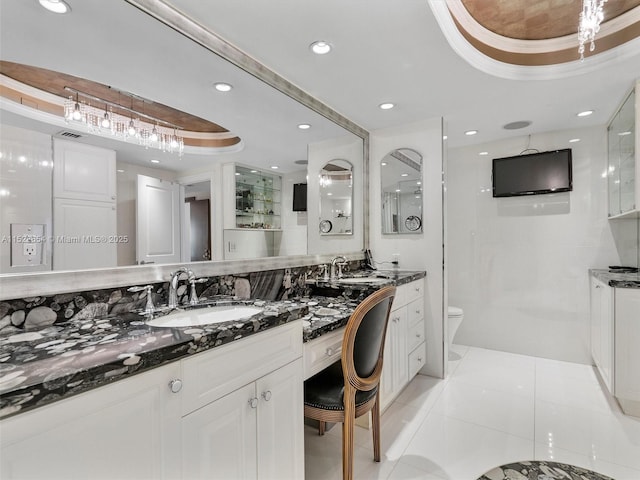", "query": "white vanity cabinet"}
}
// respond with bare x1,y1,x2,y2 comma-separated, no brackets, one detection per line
381,279,425,410
590,275,614,392
0,361,183,480
589,275,640,417
0,321,304,479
